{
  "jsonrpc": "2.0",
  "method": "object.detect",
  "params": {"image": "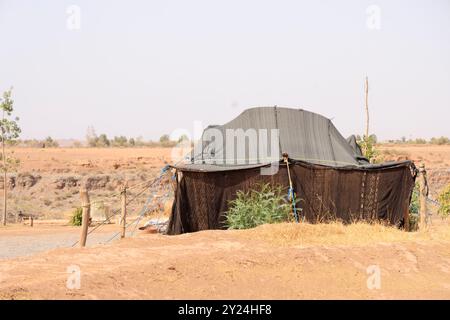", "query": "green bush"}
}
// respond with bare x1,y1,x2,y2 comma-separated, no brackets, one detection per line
357,135,379,163
226,183,291,230
430,136,450,145
70,207,83,226
438,184,450,218
405,182,420,231
409,182,419,214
